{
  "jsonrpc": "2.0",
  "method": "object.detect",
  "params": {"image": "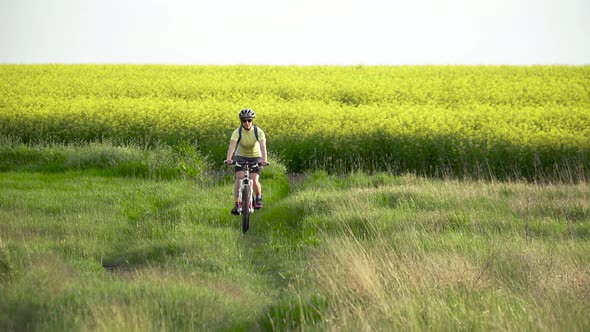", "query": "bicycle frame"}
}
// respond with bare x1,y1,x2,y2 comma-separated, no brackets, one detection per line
234,161,259,233
229,160,267,233
236,162,256,215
